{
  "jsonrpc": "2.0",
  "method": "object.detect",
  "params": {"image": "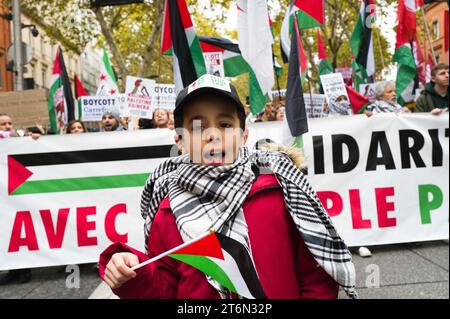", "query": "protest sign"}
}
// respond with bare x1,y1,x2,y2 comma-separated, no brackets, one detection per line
303,94,326,118
204,52,225,78
320,73,349,104
125,76,156,119
359,83,377,103
154,84,176,109
80,96,121,121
